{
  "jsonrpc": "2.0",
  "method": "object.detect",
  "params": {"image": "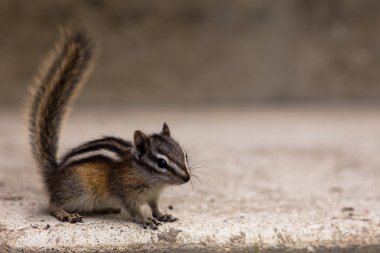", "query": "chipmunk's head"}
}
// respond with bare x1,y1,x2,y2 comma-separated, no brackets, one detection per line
133,123,190,185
